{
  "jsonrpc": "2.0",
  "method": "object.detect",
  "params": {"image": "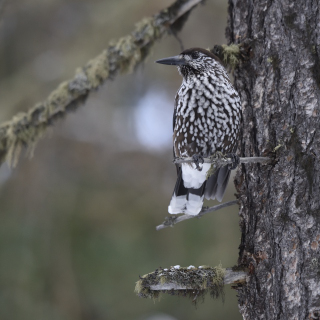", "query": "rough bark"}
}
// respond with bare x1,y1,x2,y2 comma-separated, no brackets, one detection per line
227,0,320,319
